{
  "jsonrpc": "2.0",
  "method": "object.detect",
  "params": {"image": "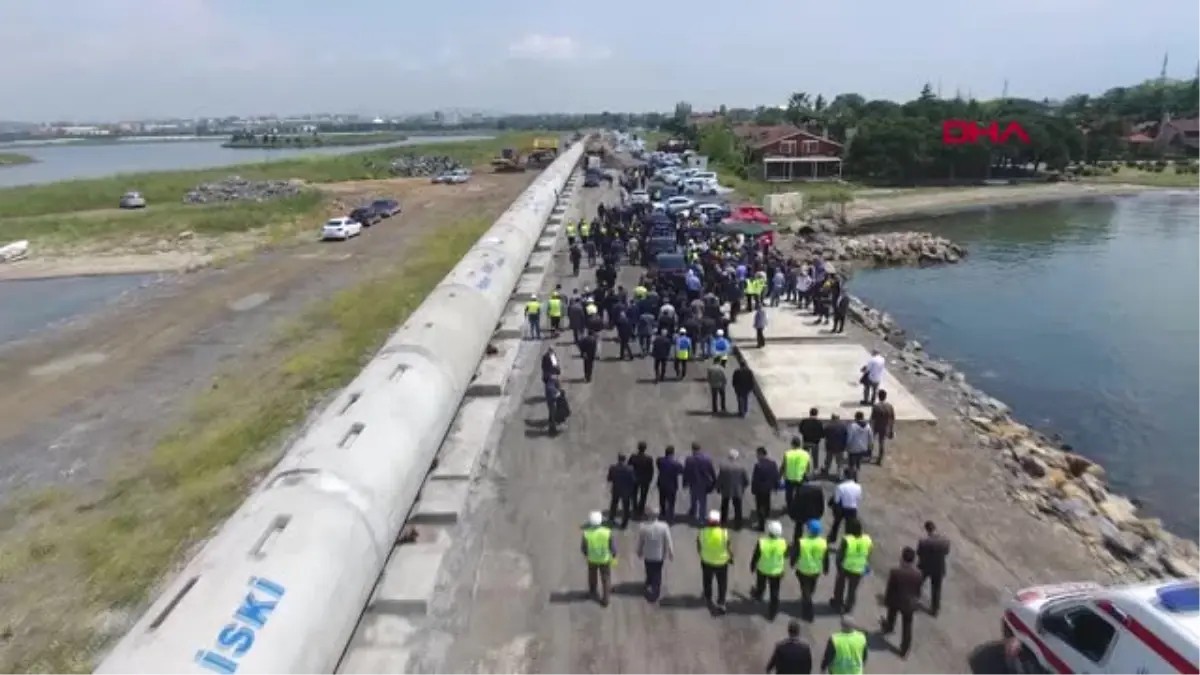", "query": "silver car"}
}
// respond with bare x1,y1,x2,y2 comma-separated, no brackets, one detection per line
119,191,146,209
